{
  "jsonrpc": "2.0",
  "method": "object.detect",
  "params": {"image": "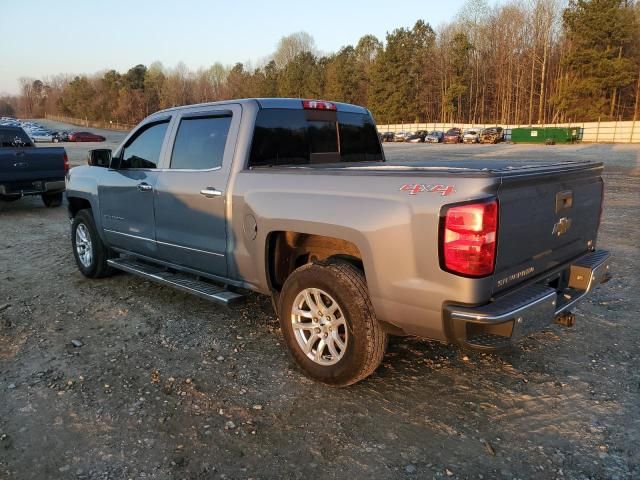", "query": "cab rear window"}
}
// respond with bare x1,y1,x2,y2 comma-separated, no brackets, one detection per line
248,109,383,168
